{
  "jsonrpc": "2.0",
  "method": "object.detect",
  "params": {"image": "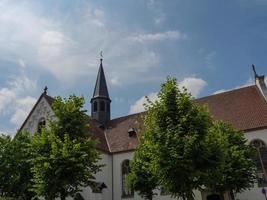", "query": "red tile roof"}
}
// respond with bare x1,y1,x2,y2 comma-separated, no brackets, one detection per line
105,85,267,153
105,113,144,153
20,84,267,154
196,85,267,132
